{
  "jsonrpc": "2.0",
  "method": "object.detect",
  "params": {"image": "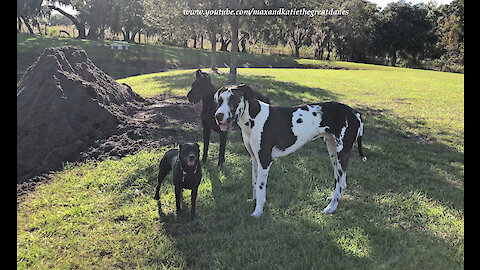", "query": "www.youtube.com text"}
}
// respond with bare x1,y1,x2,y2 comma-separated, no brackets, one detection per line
183,7,349,17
